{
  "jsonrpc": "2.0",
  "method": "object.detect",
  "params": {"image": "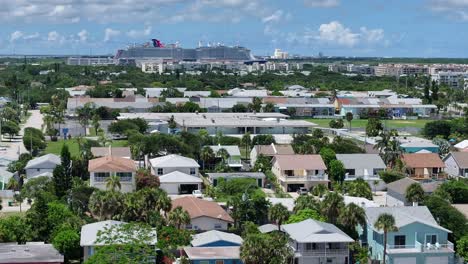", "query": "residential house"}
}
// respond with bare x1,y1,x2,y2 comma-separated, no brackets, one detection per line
183,246,243,264
0,242,64,264
209,145,242,169
88,156,137,193
454,140,468,152
250,143,295,166
149,154,202,194
363,206,454,264
400,140,439,154
191,230,243,247
336,154,385,182
91,147,131,159
281,219,354,264
172,196,234,231
271,154,328,192
401,153,446,180
80,220,157,261
0,168,13,190
24,154,61,180
386,178,441,206
206,172,266,188
443,152,468,178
